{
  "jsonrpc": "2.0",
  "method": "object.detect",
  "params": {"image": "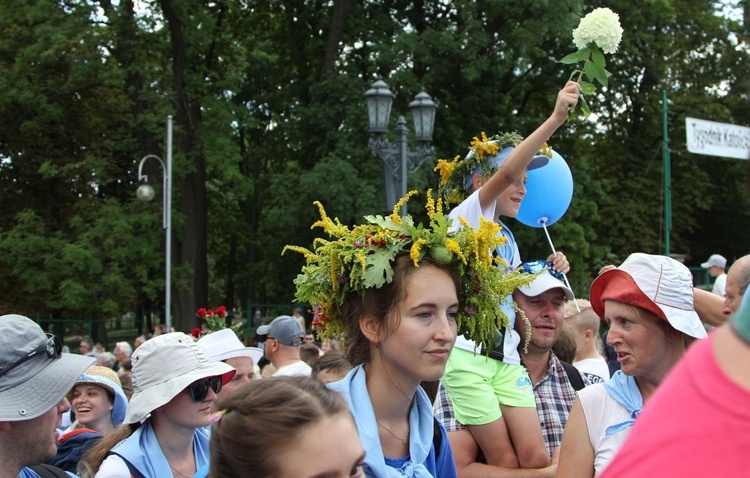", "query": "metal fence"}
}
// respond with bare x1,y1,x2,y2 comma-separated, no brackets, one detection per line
32,303,310,352
687,266,712,291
